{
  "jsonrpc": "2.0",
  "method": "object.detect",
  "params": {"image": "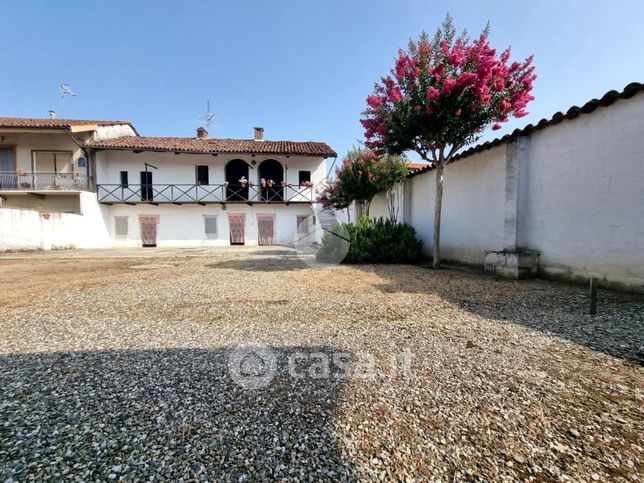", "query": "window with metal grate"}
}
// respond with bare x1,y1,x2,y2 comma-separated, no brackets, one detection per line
114,216,128,237
204,215,218,239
